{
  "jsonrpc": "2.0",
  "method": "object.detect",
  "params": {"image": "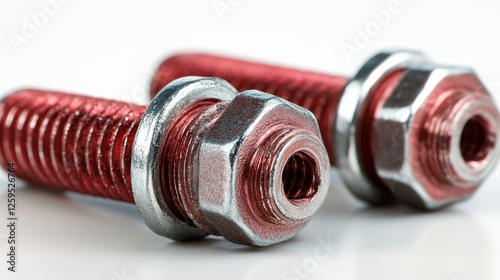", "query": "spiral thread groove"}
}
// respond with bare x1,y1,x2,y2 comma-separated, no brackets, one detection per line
0,90,146,202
